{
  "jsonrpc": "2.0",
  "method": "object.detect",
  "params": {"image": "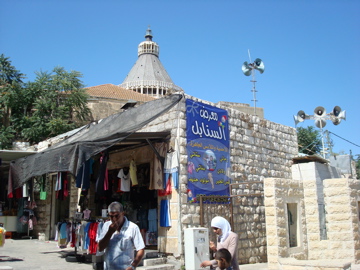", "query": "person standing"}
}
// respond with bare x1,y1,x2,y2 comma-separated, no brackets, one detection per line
200,216,239,270
98,202,145,270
